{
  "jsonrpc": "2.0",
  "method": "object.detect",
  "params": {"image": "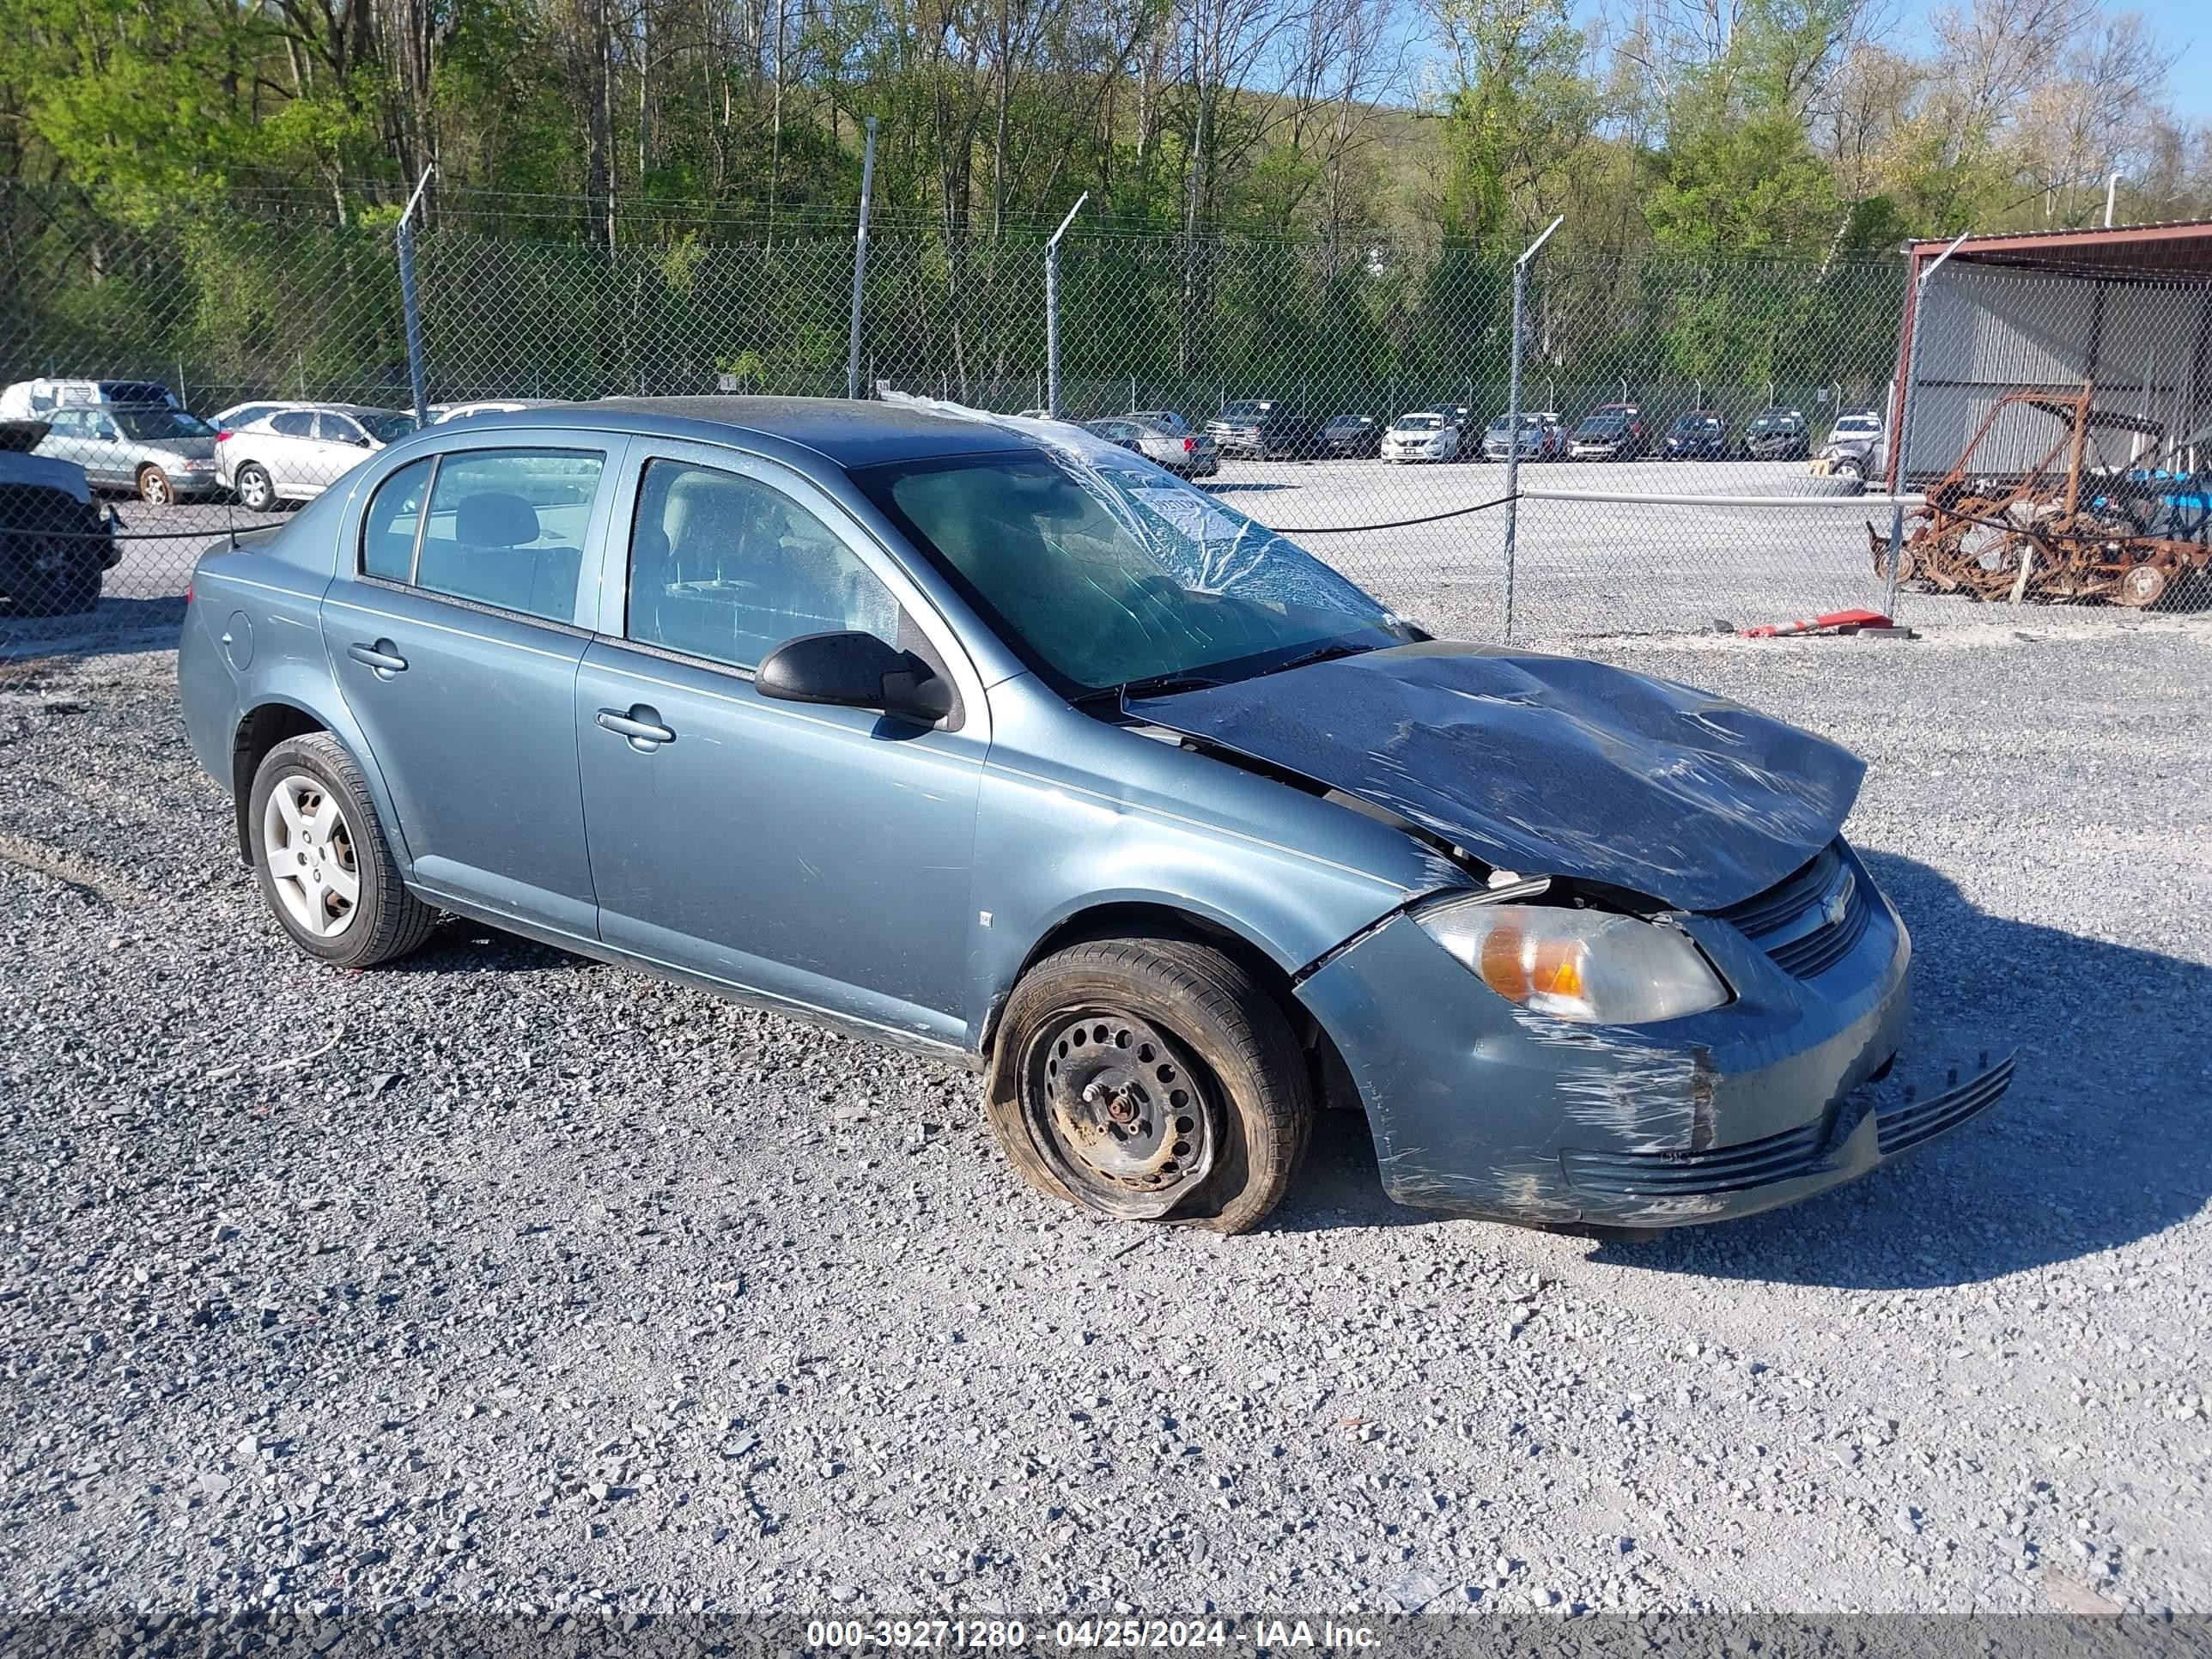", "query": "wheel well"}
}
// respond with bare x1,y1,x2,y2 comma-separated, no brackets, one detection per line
231,704,325,863
987,902,1361,1111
